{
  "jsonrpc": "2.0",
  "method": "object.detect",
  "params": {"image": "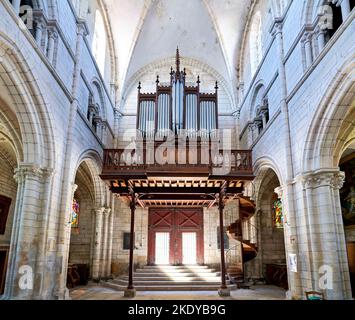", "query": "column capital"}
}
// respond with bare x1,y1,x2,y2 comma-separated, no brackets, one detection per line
77,19,89,37
47,28,58,40
301,31,314,44
274,186,284,199
271,20,283,37
34,16,46,29
14,164,54,183
298,169,345,190
232,110,241,120
95,207,105,216
103,208,112,217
